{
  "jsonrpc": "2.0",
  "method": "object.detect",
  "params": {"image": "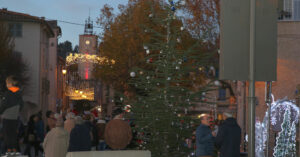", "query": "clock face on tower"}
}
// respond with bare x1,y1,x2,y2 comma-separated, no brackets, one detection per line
79,35,98,54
